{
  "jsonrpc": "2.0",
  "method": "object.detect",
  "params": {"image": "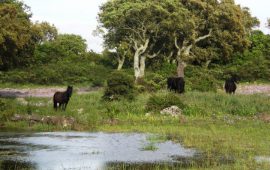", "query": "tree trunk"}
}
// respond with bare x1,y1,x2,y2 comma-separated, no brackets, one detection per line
139,55,146,77
177,61,186,78
134,50,141,82
134,56,146,83
117,56,125,70
132,39,149,83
